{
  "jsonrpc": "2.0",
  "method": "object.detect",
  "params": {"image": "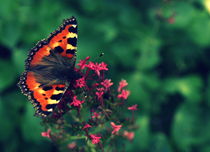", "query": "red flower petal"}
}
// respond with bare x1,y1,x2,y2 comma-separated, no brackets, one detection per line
41,129,51,138
123,131,135,140
89,134,101,144
86,61,108,76
83,124,92,130
70,96,84,108
110,122,122,134
128,104,138,111
77,56,90,70
118,79,128,92
75,77,86,88
101,79,113,90
117,89,130,100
